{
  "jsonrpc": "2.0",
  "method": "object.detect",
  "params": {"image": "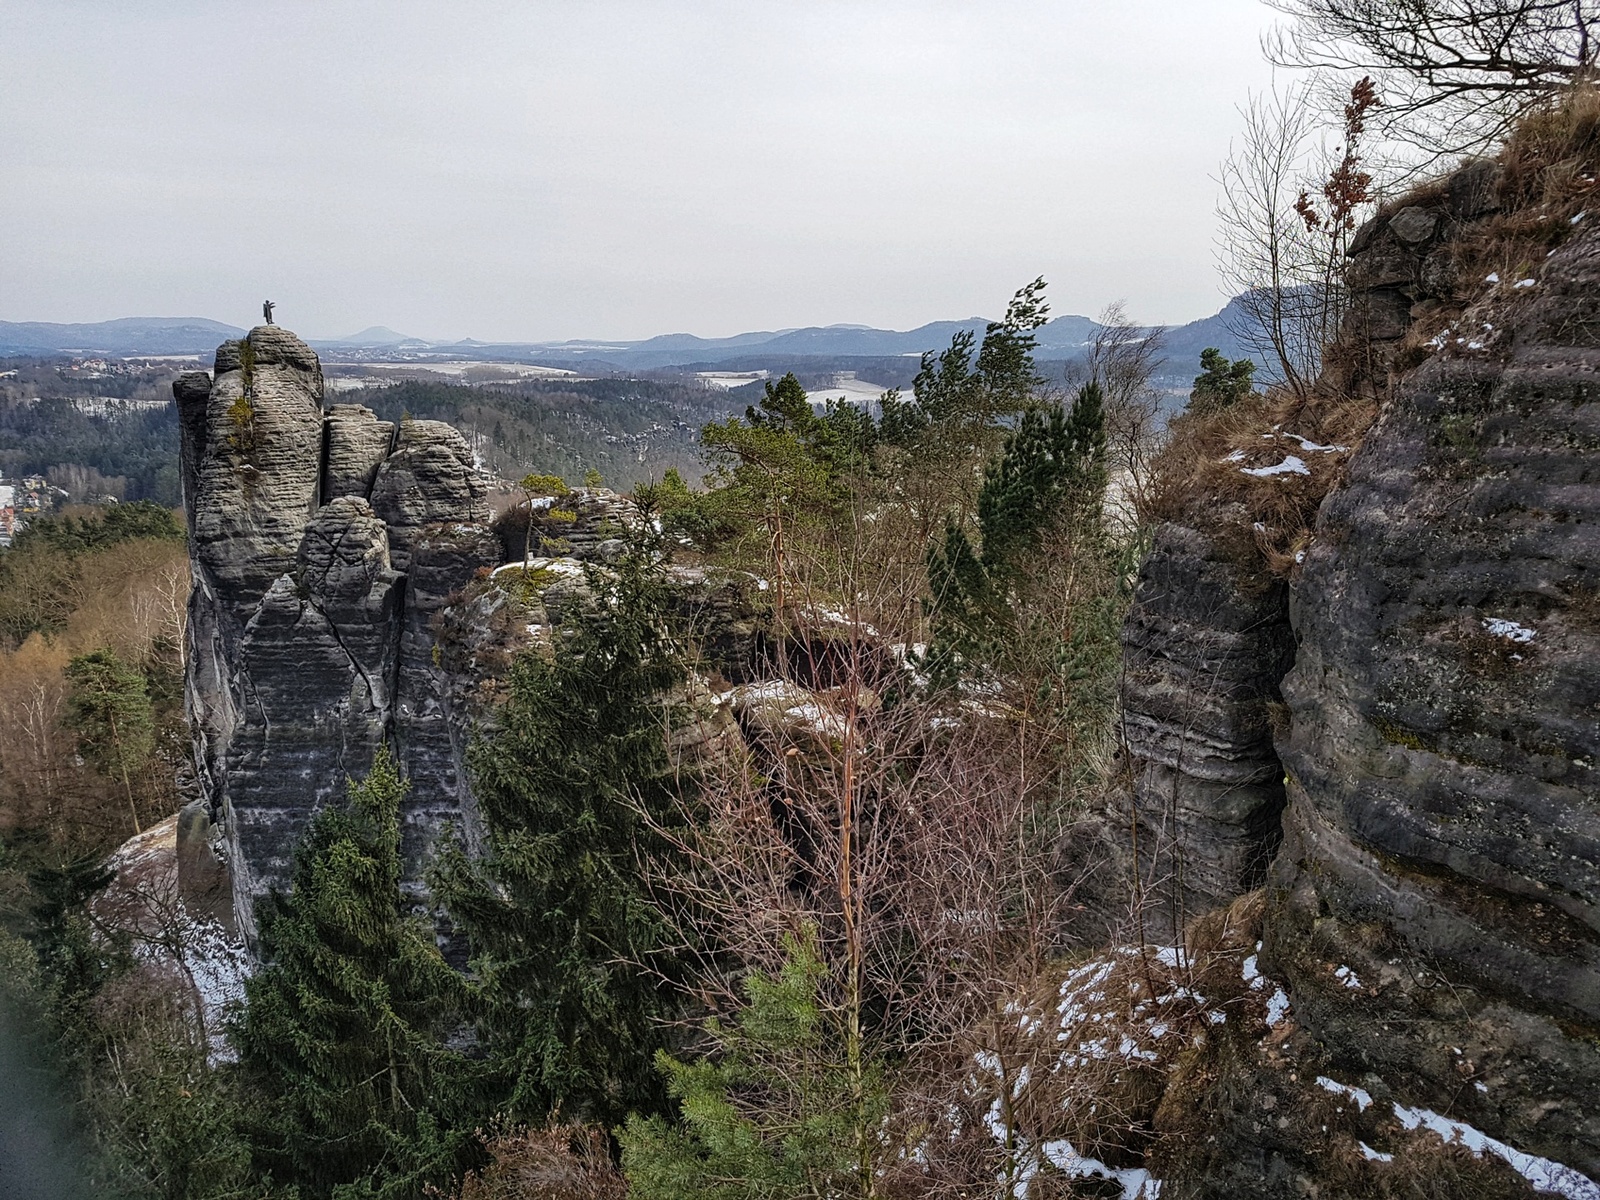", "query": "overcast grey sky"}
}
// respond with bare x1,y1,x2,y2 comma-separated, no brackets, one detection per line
2,1,1283,341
